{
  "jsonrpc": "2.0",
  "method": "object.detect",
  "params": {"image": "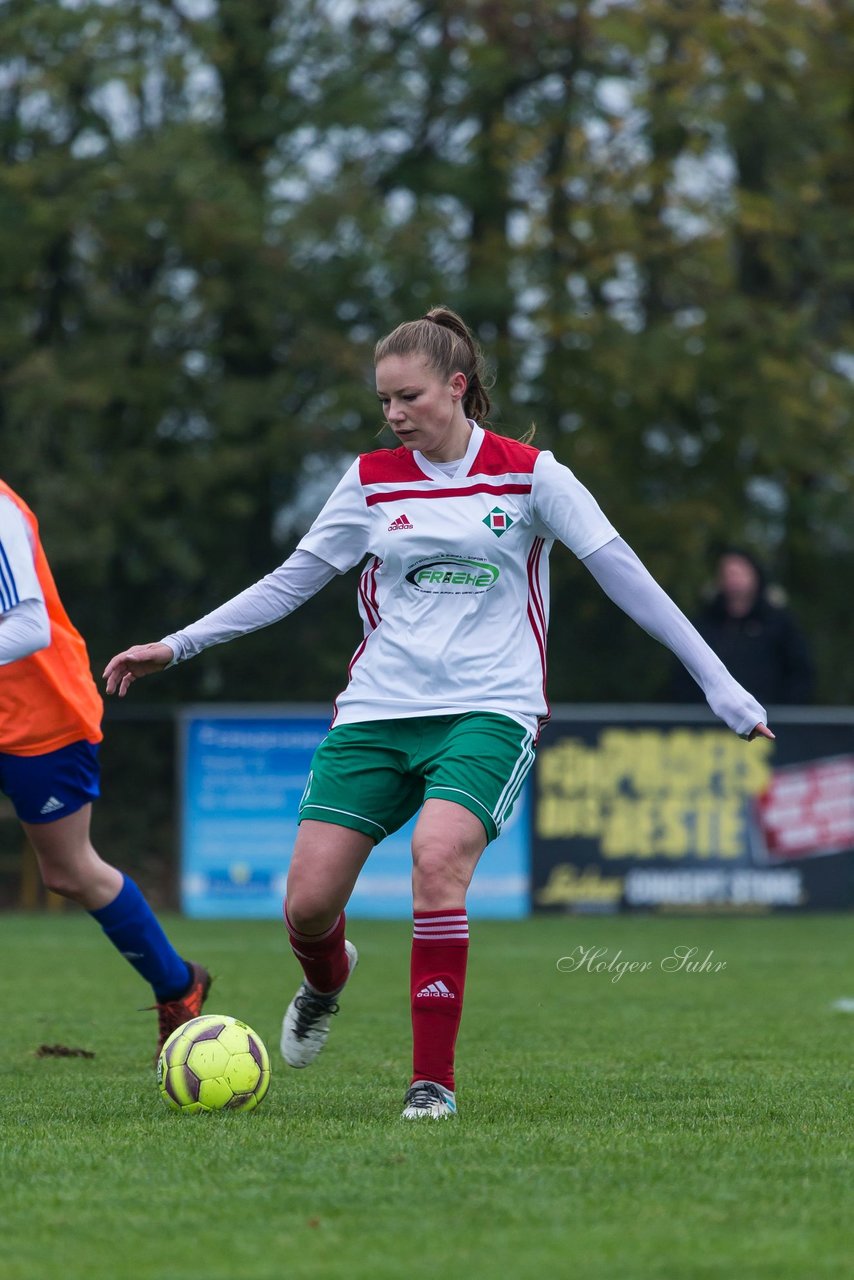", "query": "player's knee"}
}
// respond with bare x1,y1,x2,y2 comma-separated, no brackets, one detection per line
411,844,469,907
39,864,87,900
284,893,340,936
